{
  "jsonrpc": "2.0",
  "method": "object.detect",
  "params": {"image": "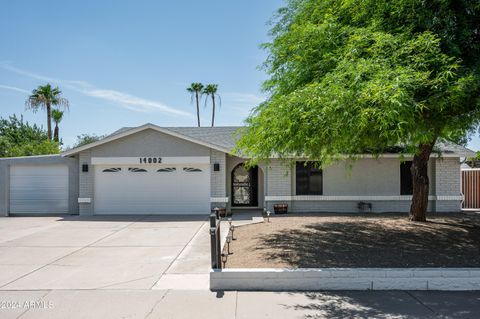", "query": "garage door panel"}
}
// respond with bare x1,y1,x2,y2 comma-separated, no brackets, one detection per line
94,165,210,215
11,166,67,176
9,191,68,200
10,165,69,214
11,200,69,211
